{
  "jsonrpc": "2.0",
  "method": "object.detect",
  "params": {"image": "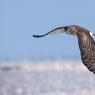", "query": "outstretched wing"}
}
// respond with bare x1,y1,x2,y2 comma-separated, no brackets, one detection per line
77,31,95,74
33,26,68,38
